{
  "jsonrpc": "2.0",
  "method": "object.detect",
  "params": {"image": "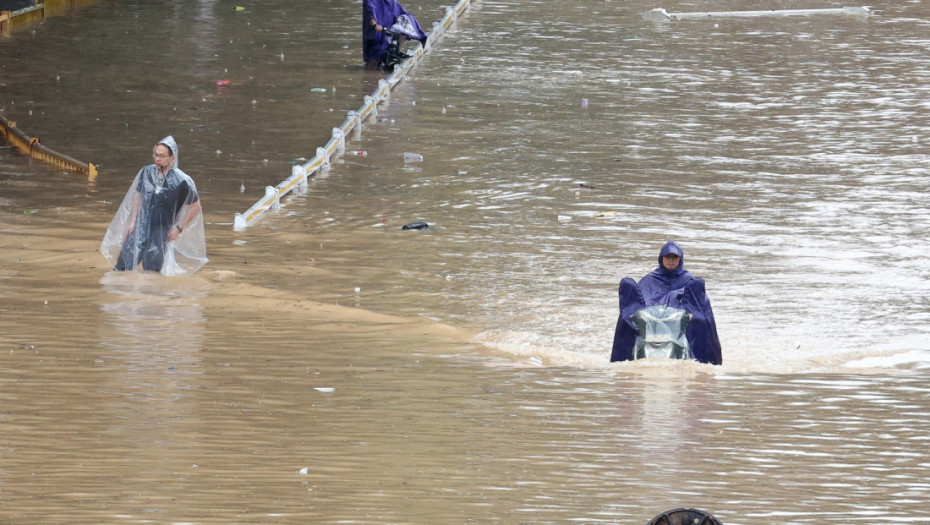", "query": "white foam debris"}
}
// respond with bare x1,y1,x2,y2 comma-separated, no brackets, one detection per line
643,6,873,21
